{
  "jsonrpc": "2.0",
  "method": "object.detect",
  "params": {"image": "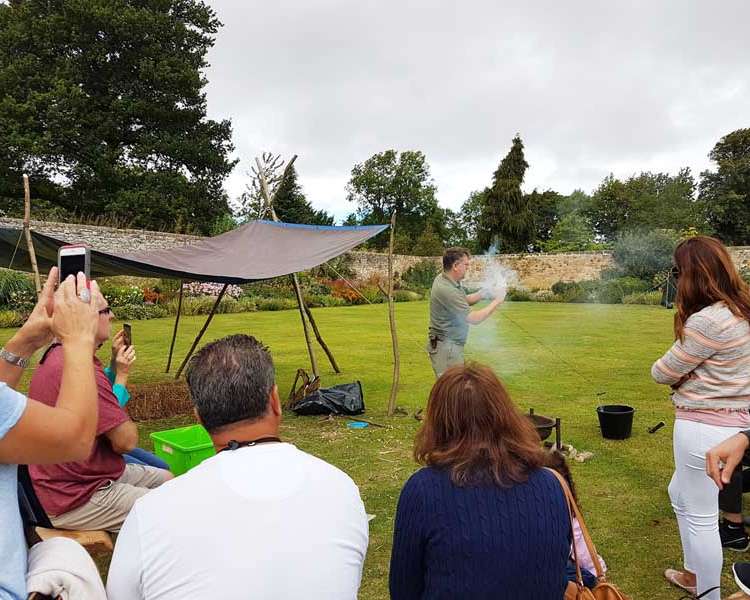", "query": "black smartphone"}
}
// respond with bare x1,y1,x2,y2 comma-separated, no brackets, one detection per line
123,323,132,348
57,245,91,289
